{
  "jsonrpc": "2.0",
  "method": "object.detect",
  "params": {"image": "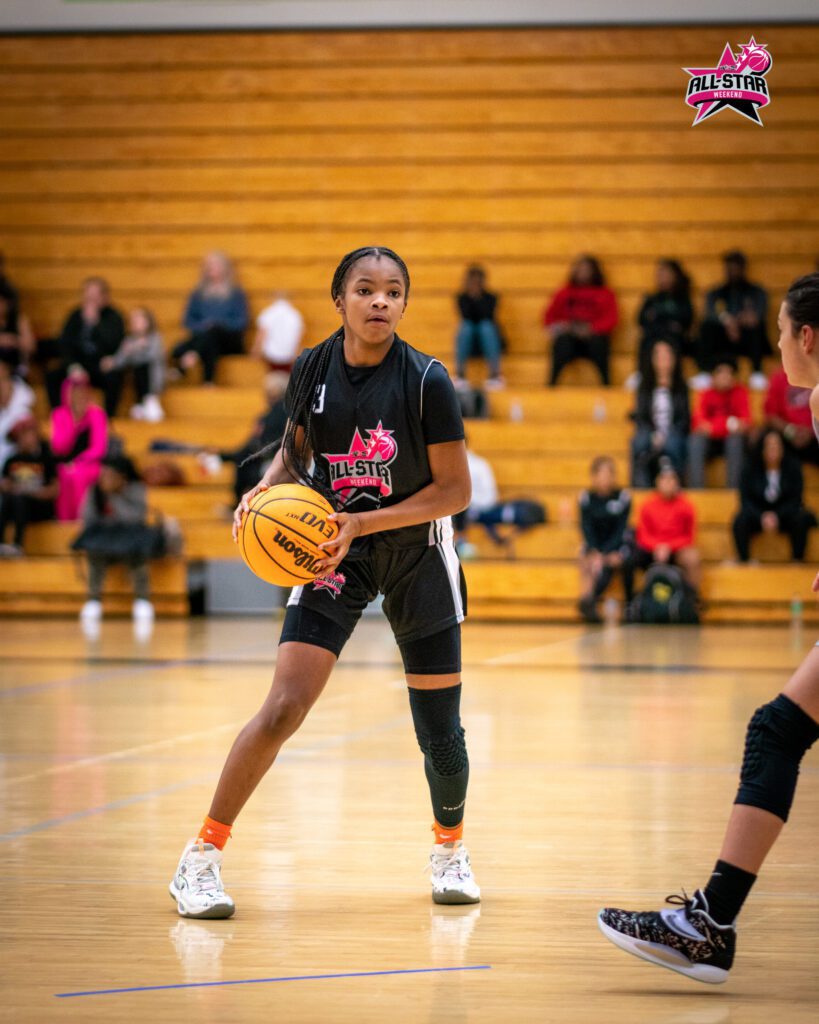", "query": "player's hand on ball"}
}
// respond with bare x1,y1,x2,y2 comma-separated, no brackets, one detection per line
315,513,362,572
232,483,269,543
